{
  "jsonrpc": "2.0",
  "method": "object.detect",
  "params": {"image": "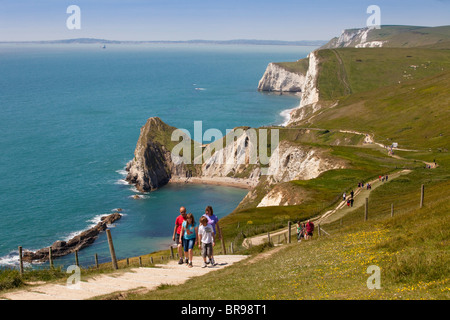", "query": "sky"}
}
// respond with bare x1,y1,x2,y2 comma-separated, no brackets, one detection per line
0,0,449,41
